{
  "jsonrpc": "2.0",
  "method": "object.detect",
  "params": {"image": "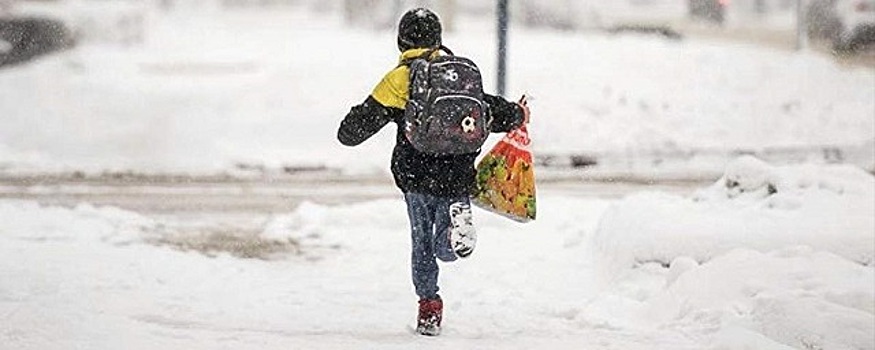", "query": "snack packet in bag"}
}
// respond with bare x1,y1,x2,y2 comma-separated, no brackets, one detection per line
472,125,536,222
